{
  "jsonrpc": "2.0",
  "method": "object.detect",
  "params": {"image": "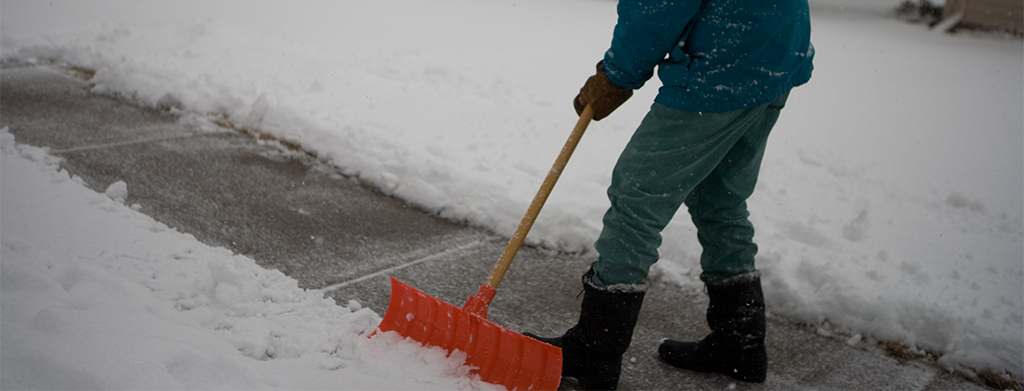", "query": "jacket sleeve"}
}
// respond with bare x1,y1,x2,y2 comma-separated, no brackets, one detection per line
602,0,702,90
